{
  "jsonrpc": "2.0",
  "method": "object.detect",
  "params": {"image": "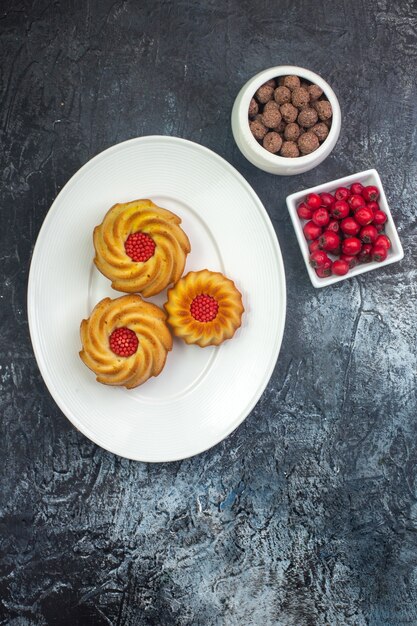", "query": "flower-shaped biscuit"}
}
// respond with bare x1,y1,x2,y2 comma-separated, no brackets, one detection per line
80,295,172,388
93,199,191,297
164,270,244,347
